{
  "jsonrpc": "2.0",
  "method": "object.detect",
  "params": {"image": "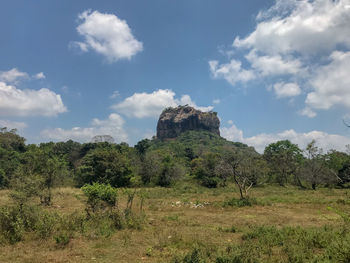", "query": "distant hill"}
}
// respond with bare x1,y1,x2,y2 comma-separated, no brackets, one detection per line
147,130,257,160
